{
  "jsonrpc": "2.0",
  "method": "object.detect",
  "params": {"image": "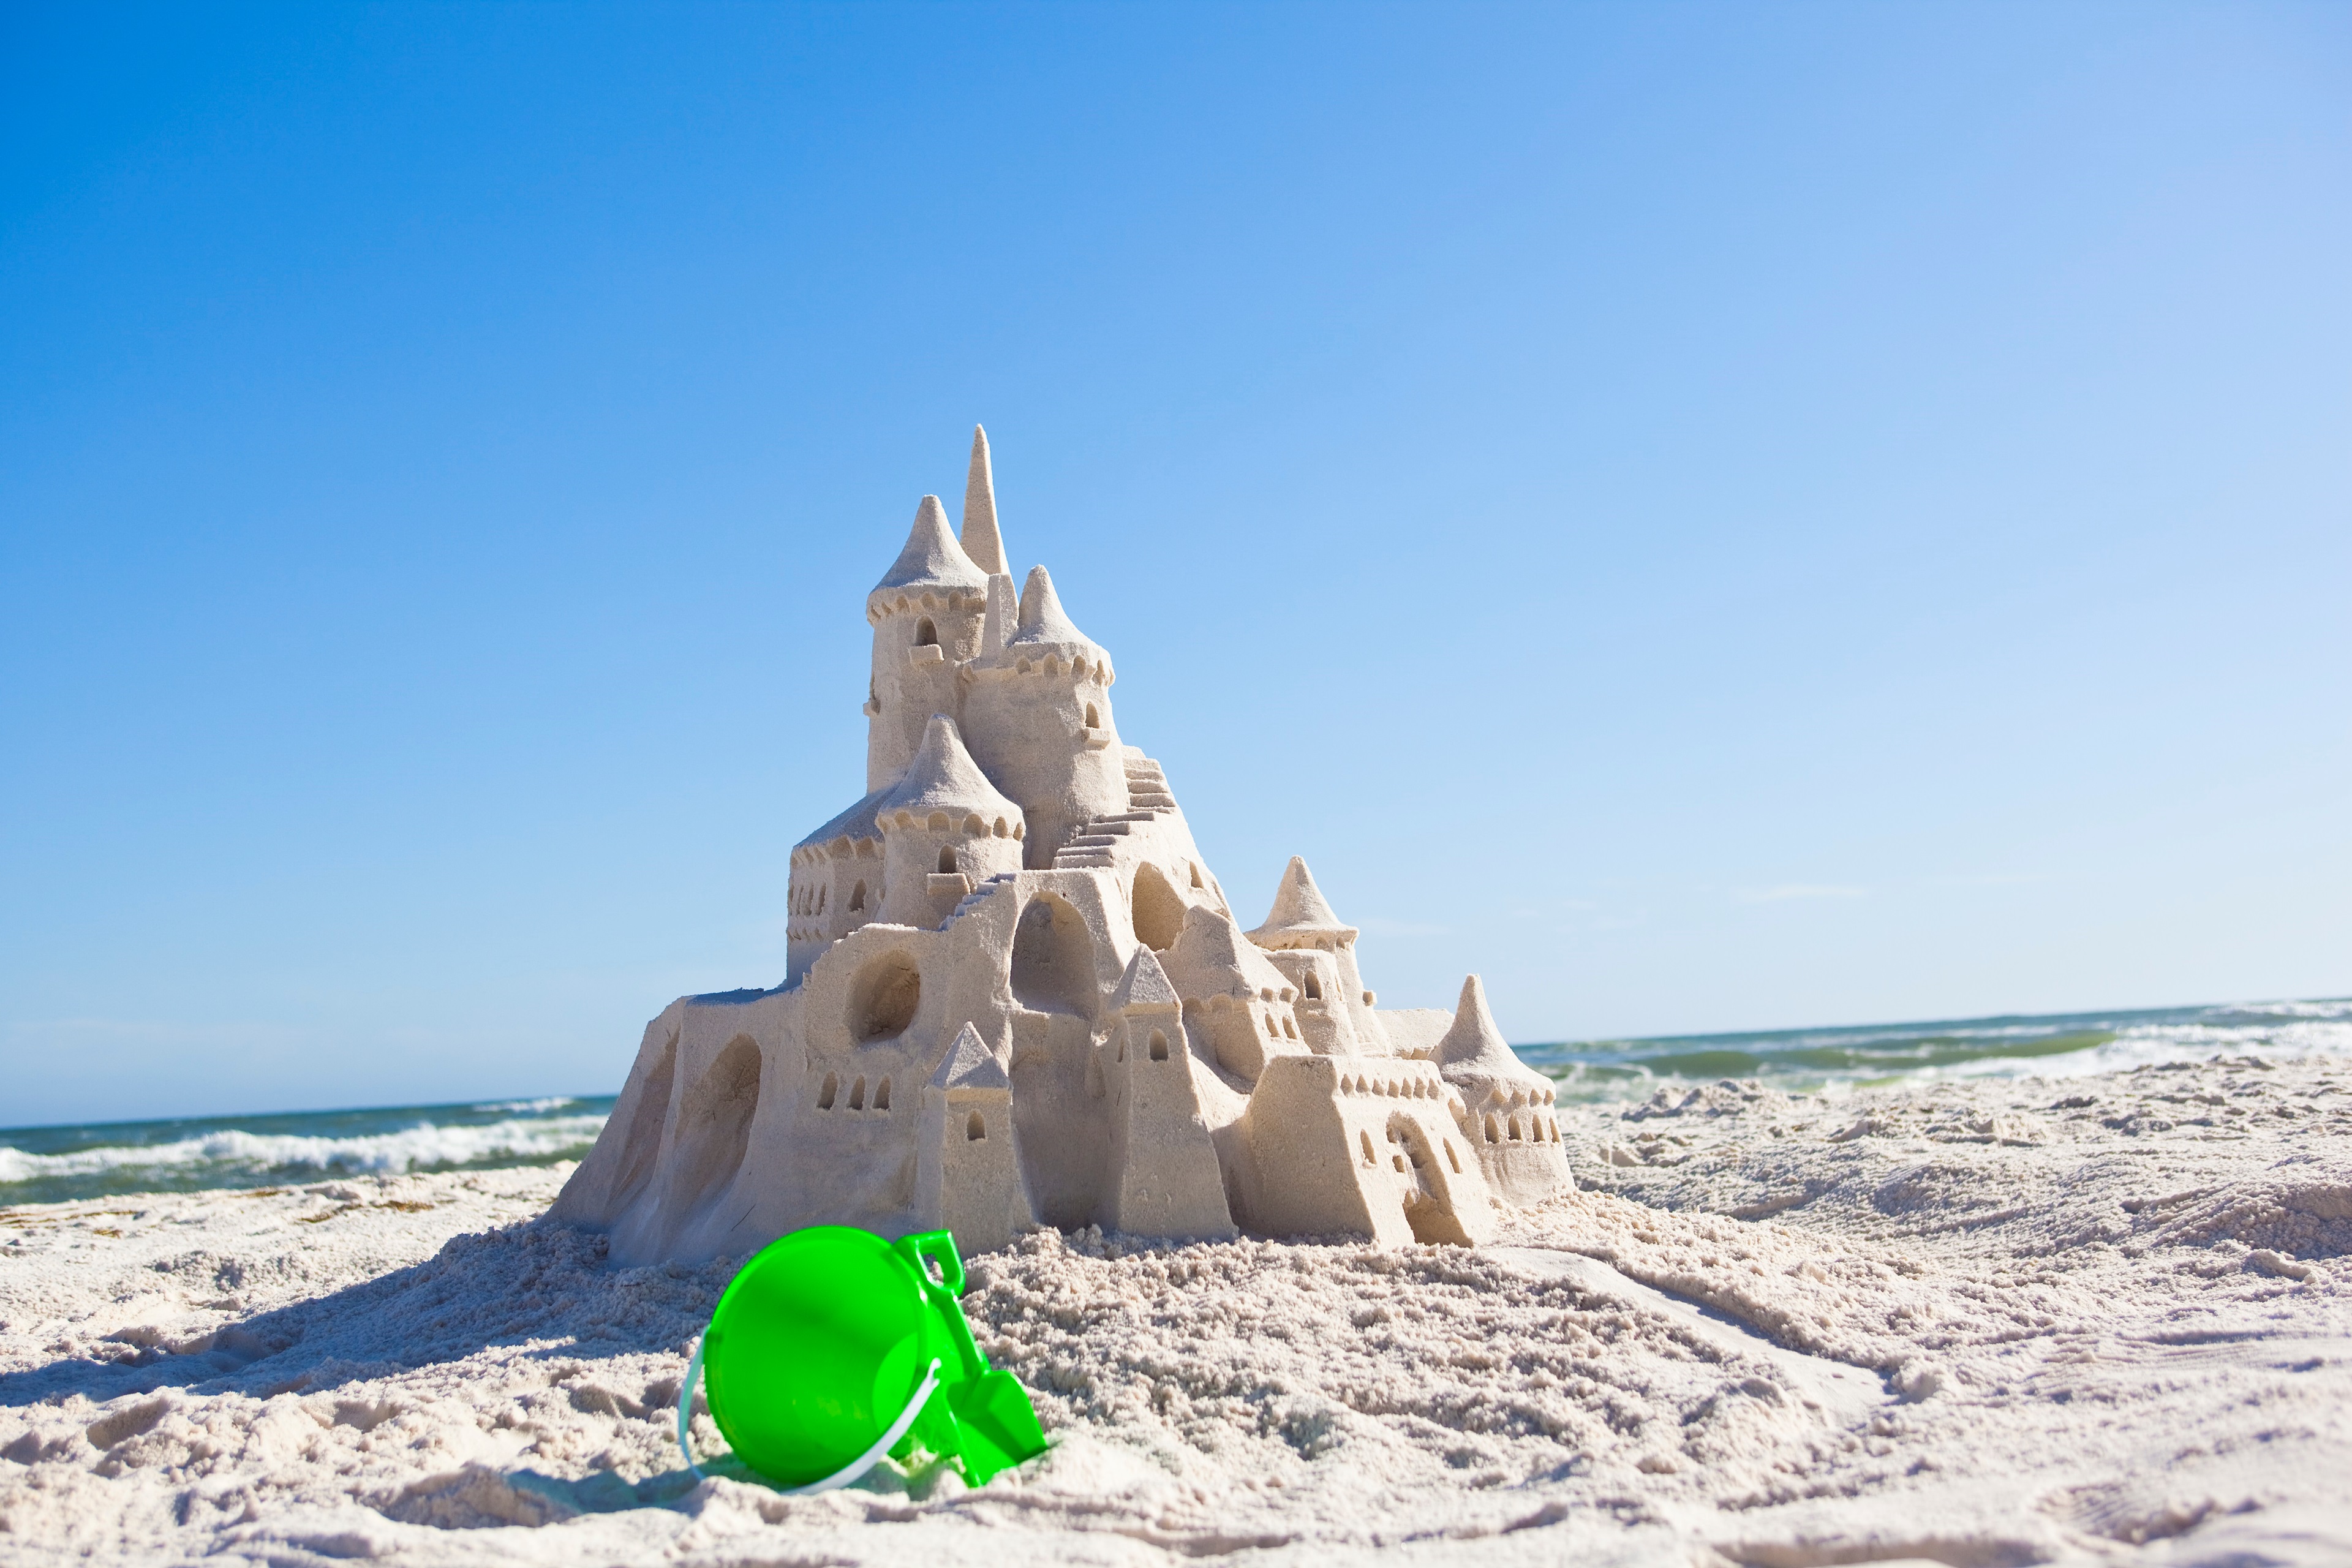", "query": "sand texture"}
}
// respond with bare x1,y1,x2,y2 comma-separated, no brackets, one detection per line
2,1057,2347,1566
